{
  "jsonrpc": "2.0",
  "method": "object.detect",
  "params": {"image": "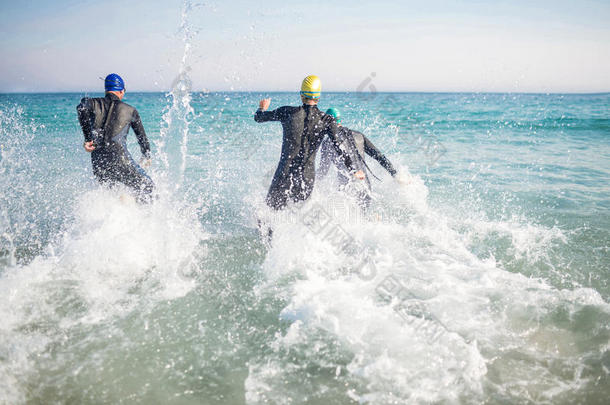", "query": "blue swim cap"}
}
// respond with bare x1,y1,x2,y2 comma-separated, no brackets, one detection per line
104,73,125,92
